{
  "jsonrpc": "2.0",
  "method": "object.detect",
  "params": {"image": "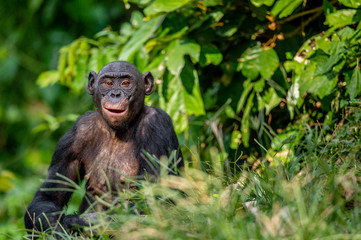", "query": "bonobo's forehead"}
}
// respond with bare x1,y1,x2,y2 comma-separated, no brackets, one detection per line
98,61,142,79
